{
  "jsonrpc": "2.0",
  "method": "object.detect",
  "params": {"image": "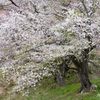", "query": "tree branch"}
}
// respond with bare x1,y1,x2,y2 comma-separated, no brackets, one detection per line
89,60,99,68
67,67,78,71
80,0,89,16
84,45,96,54
69,55,81,69
9,0,19,7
